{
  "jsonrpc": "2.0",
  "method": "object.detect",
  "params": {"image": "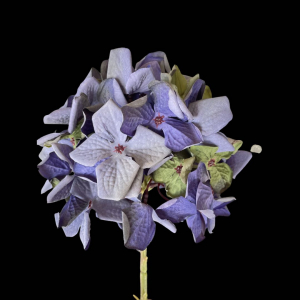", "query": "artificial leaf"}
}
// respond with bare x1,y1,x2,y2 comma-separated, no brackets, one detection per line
189,145,218,164
171,65,187,97
202,85,212,99
209,163,233,194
